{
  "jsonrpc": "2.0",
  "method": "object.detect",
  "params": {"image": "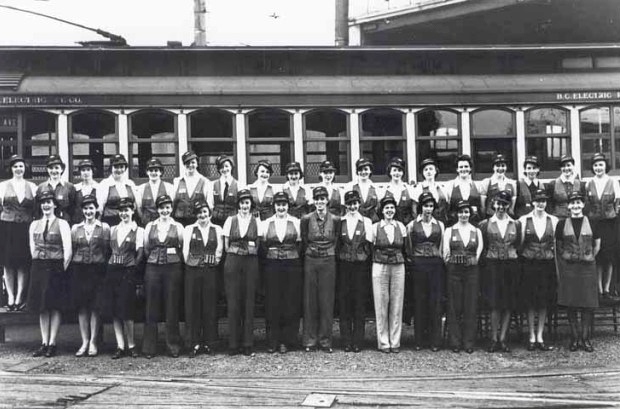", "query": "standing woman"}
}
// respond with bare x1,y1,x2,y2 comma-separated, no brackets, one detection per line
547,155,585,220
379,157,415,227
480,154,517,218
222,189,261,356
442,200,484,353
372,196,407,353
412,158,449,223
282,161,311,220
0,155,37,311
36,155,76,223
347,158,379,223
70,195,111,357
318,160,343,217
173,151,209,227
73,159,99,225
27,190,72,357
182,199,223,357
98,197,144,359
585,153,620,300
135,158,174,227
97,154,136,227
208,155,239,227
261,192,302,354
555,192,600,352
518,189,558,351
514,156,544,219
142,194,185,358
445,155,483,226
478,191,520,353
249,159,276,222
406,192,445,352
